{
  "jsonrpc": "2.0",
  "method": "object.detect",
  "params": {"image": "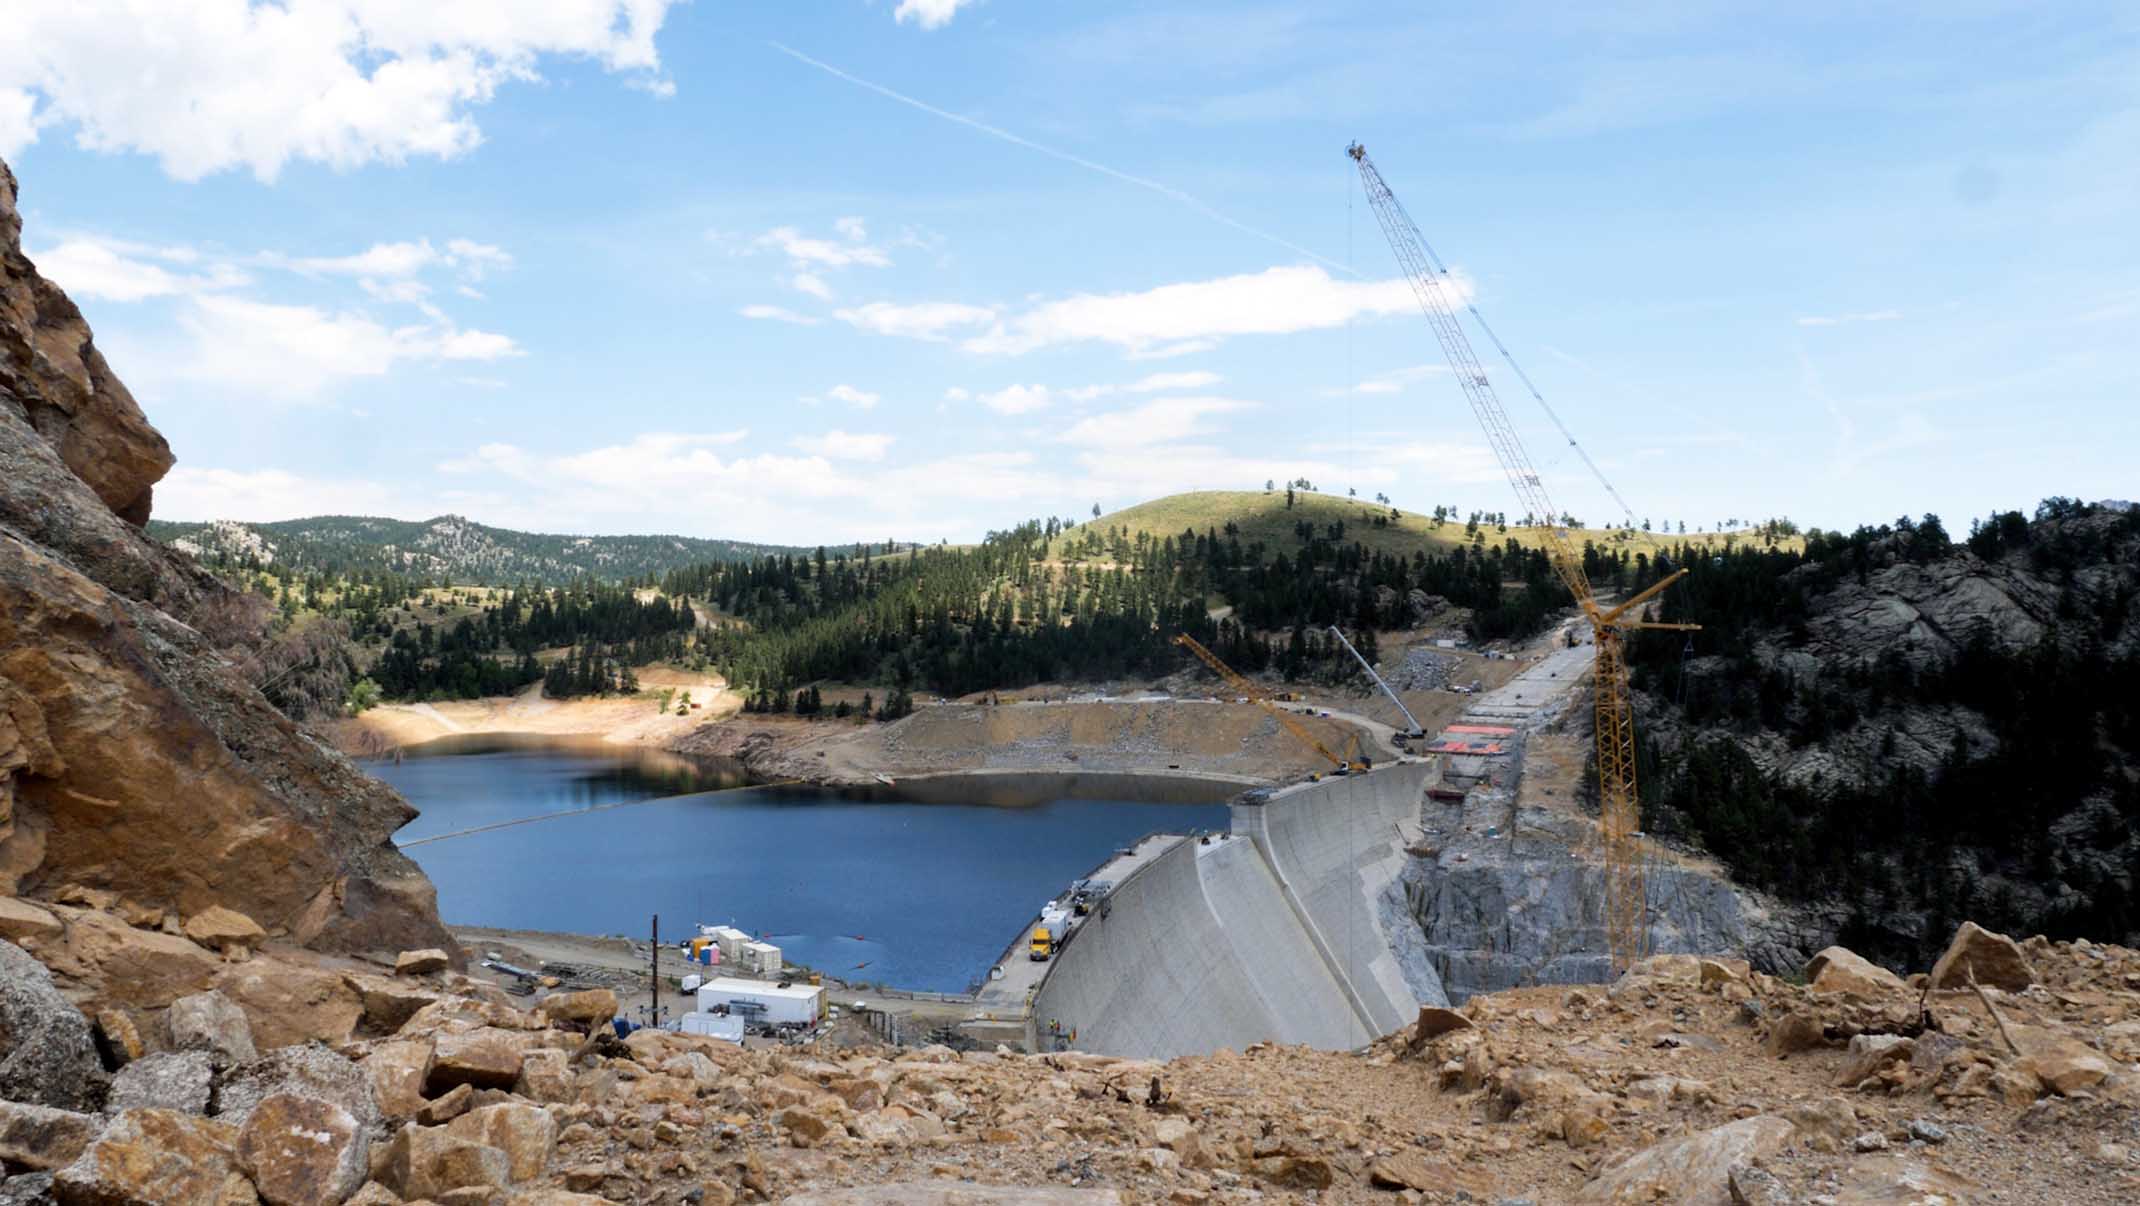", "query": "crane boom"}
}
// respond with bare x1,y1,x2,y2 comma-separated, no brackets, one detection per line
1327,626,1423,737
1174,634,1351,772
1347,142,1698,972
